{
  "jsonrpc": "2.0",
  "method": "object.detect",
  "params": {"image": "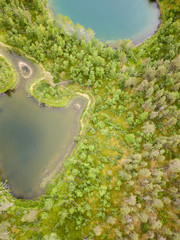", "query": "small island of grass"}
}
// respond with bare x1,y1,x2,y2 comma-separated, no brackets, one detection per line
29,79,85,108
